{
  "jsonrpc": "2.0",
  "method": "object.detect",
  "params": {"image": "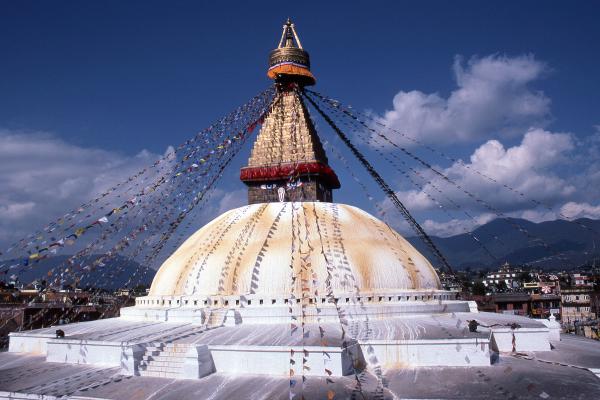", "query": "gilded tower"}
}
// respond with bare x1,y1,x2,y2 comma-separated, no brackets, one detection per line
240,19,340,204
